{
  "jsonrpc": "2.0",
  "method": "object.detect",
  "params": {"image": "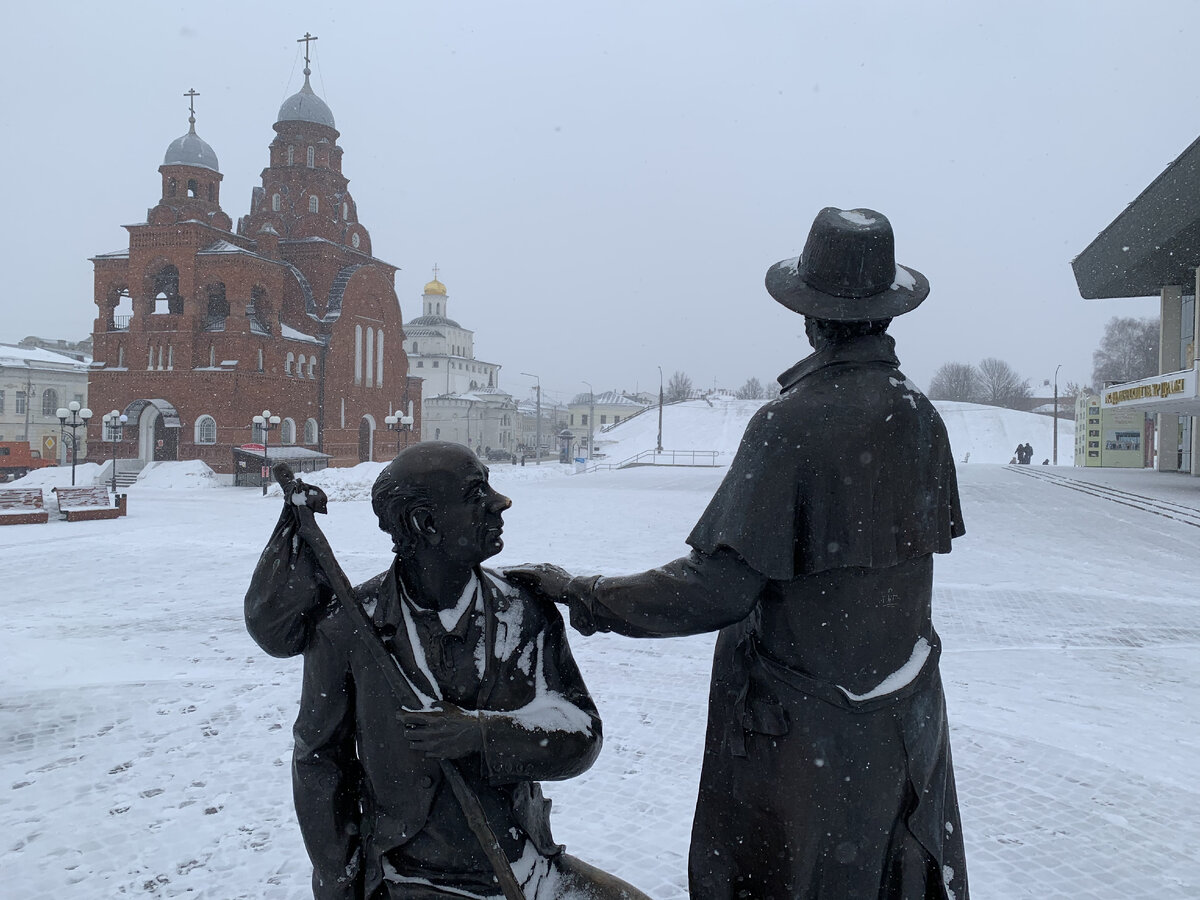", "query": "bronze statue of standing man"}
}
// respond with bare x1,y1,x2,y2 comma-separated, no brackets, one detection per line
513,208,969,899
